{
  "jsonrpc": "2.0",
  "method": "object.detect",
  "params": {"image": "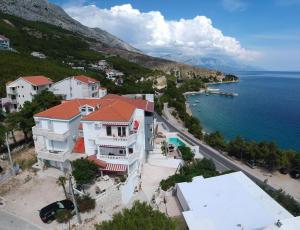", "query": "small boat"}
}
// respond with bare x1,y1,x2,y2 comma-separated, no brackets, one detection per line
195,100,200,102
192,103,197,106
206,94,209,96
